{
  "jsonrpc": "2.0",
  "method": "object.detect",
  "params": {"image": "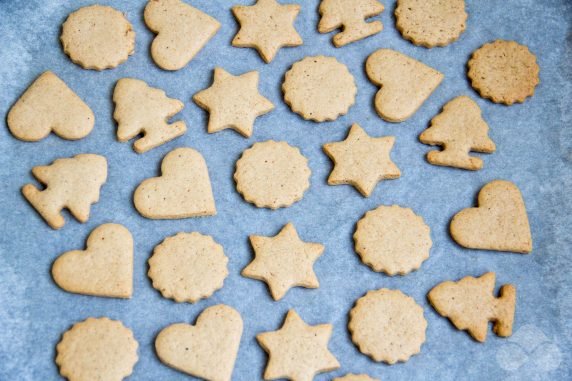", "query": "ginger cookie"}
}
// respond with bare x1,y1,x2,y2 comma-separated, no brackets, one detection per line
155,304,243,381
22,154,107,230
428,272,516,342
419,96,495,170
148,232,228,303
134,147,216,219
349,289,427,364
7,71,94,142
450,180,532,253
354,205,432,276
323,123,400,197
334,375,379,381
56,317,138,381
61,5,135,70
283,55,357,122
468,40,540,105
193,67,274,137
395,0,467,48
257,309,340,380
52,223,133,299
242,223,324,301
232,0,303,63
234,141,311,209
144,0,220,71
318,0,384,47
365,49,443,122
113,78,187,153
